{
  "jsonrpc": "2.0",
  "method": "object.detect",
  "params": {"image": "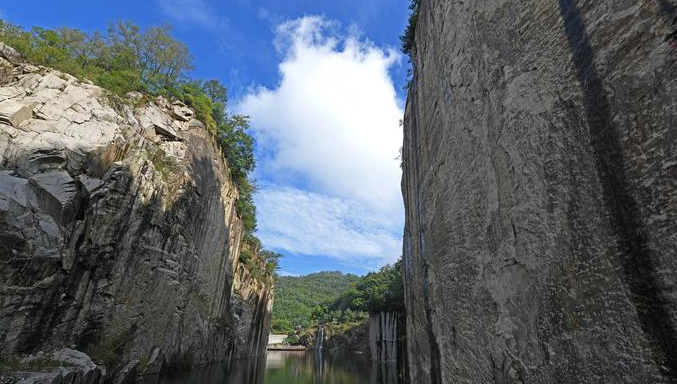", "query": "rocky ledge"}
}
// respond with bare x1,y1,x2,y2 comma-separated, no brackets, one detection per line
1,349,105,384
